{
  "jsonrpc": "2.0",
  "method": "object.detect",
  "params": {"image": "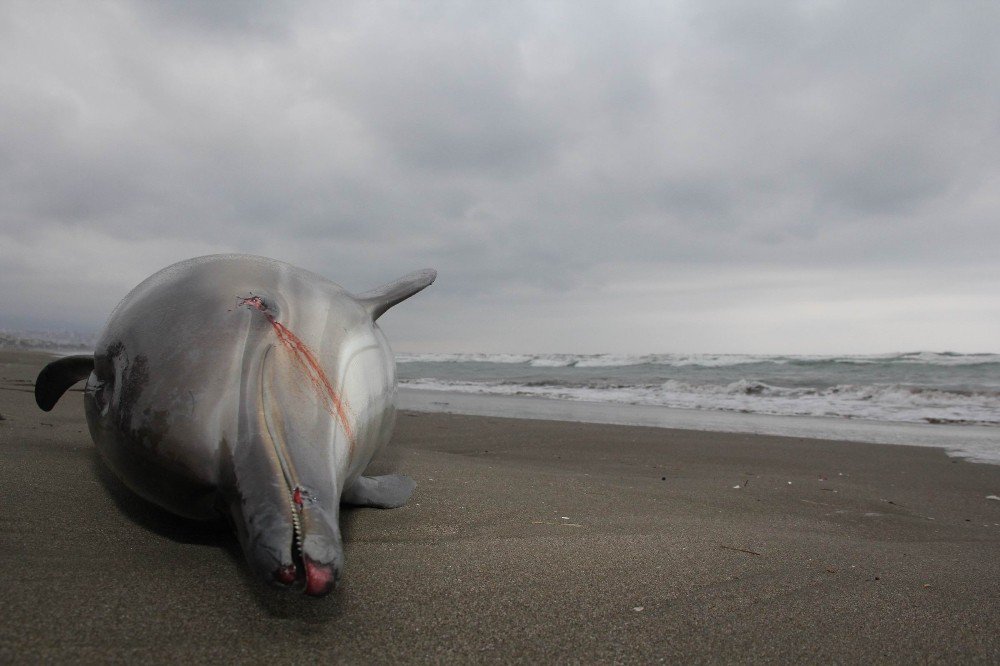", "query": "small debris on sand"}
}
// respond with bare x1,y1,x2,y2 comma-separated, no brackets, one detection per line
719,545,761,556
986,495,1000,501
